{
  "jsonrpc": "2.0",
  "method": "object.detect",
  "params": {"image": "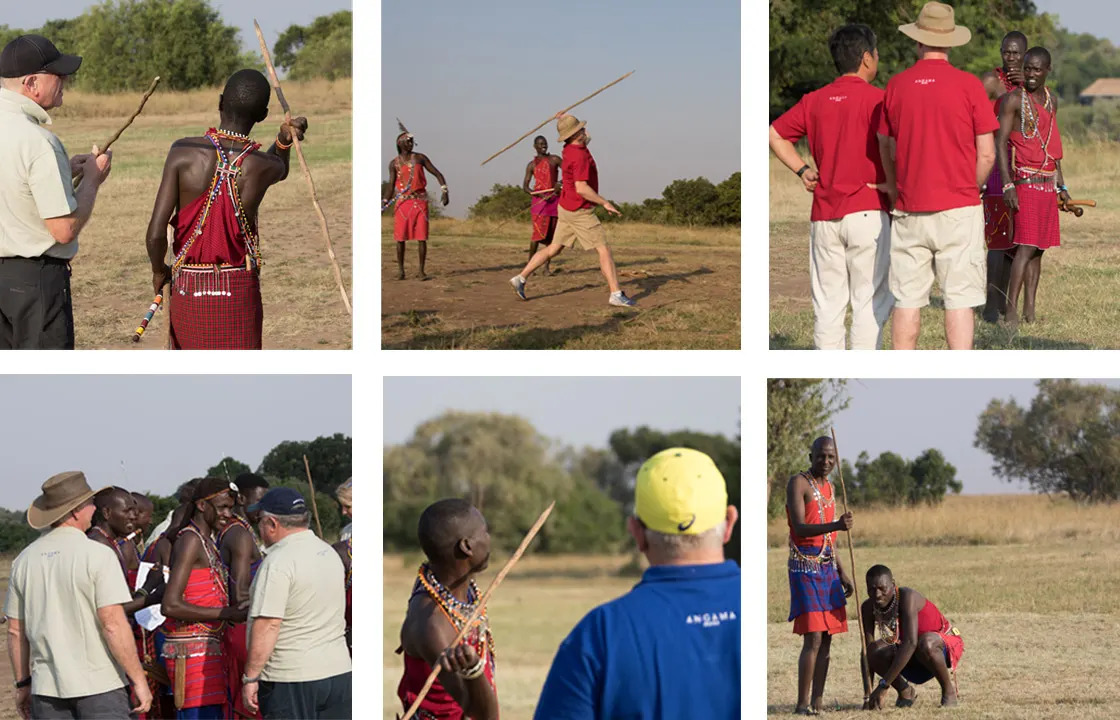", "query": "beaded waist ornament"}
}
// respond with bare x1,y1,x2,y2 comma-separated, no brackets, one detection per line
789,471,836,573
162,523,229,660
